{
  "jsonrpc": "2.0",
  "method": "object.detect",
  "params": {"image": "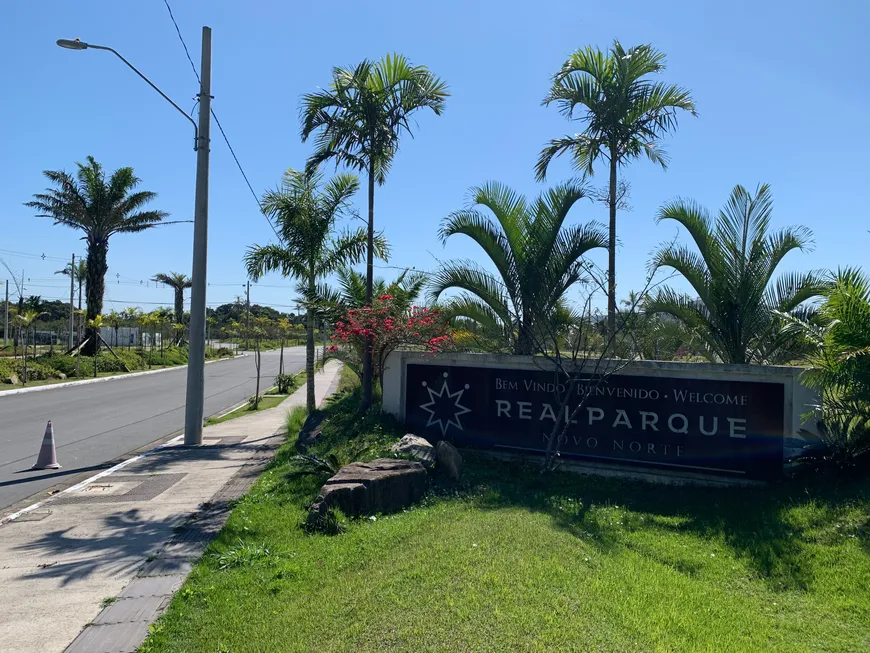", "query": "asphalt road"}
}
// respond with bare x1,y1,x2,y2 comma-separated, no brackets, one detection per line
0,348,306,511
